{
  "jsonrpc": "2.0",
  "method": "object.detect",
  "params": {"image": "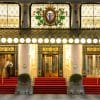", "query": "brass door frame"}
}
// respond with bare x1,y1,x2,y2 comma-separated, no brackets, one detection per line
42,54,58,77
83,45,100,76
0,45,18,77
38,44,63,77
